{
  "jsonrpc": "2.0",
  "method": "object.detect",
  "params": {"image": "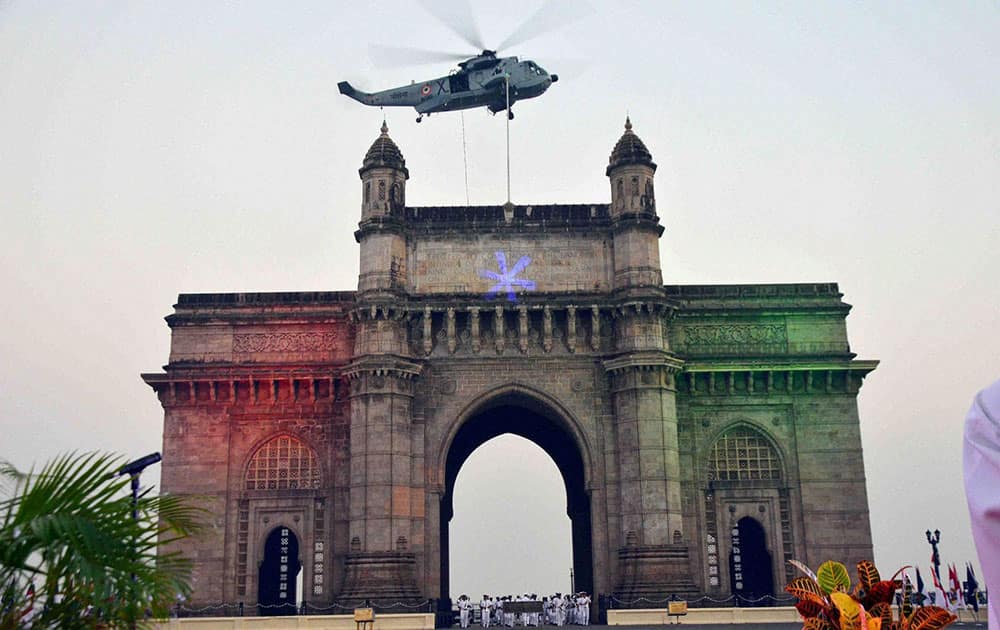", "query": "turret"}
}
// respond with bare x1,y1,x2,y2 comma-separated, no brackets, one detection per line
356,121,409,295
606,118,663,290
607,116,657,215
359,120,408,220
